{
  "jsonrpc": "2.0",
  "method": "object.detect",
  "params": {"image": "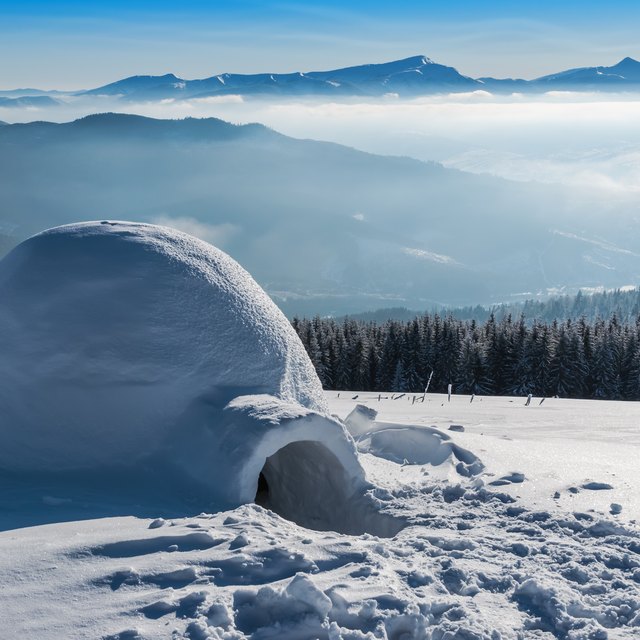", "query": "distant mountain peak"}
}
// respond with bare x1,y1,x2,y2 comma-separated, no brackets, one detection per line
311,54,436,77
362,54,436,70
118,72,181,82
612,56,640,68
399,55,433,66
